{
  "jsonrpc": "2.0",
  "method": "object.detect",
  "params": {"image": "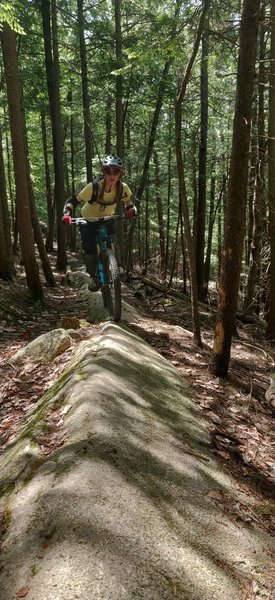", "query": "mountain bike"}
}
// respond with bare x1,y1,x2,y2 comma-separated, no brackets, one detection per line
71,215,122,322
